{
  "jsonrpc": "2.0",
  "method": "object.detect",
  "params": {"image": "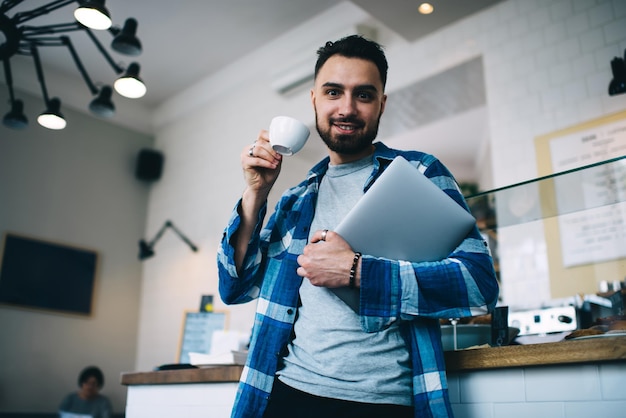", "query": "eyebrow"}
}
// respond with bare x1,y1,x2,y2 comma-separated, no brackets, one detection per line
321,82,380,93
